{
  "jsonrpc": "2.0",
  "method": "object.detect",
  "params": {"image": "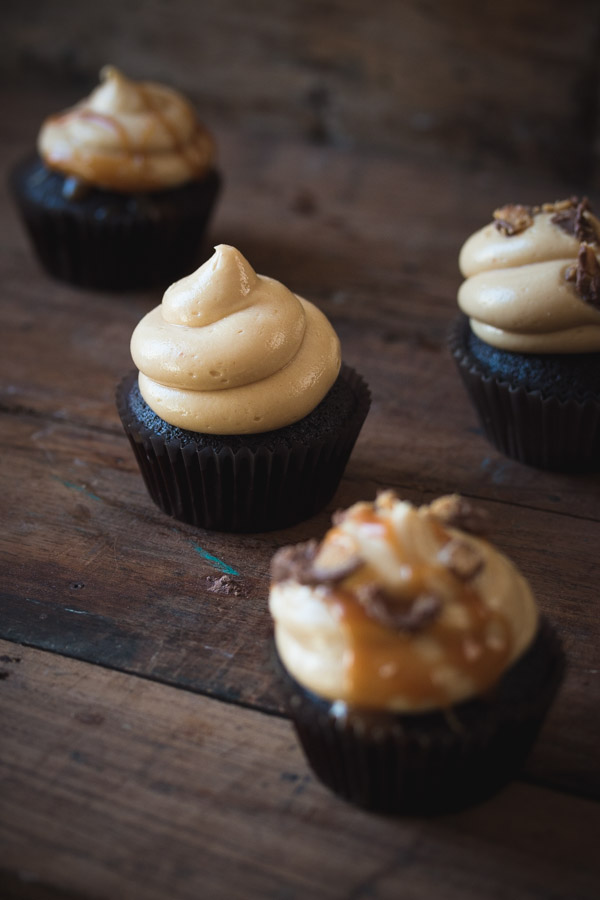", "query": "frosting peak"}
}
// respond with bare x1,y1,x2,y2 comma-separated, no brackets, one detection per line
162,245,260,327
93,66,148,114
38,66,216,192
131,246,341,434
458,198,600,353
